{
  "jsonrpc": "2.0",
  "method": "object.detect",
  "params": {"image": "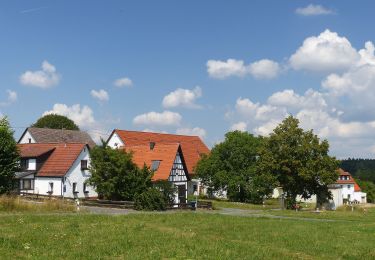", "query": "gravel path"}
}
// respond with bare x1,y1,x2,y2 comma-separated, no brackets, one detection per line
81,205,338,222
